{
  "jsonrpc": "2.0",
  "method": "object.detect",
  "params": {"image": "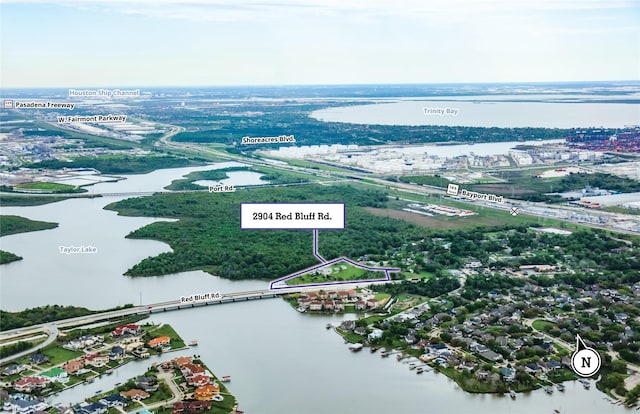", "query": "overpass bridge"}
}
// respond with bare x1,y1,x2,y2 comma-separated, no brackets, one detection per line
0,280,390,365
0,289,283,365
